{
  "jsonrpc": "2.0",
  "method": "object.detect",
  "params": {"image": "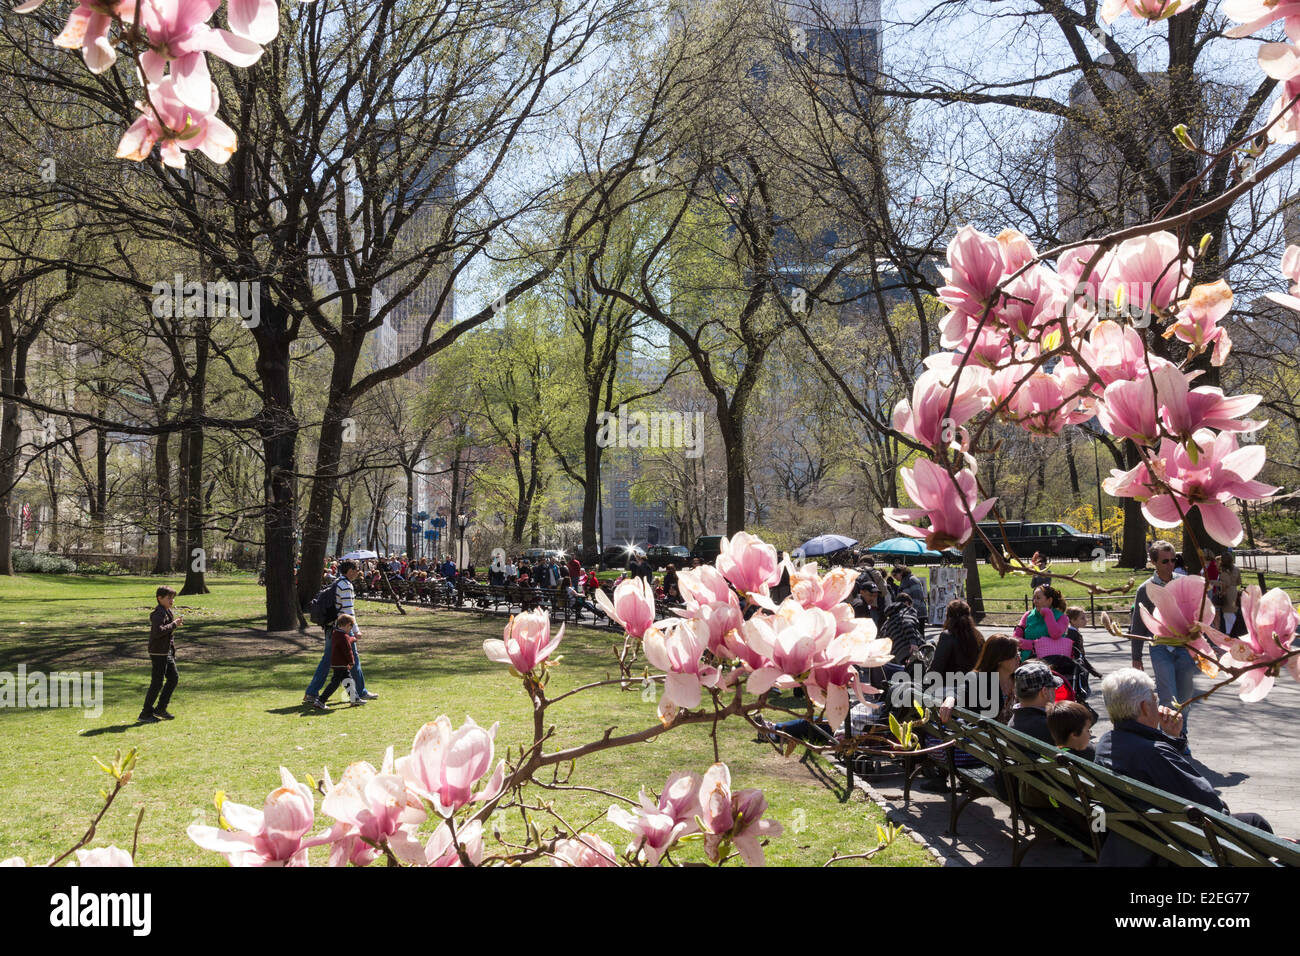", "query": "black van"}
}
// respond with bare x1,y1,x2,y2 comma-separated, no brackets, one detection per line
970,521,1111,562
690,535,725,564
